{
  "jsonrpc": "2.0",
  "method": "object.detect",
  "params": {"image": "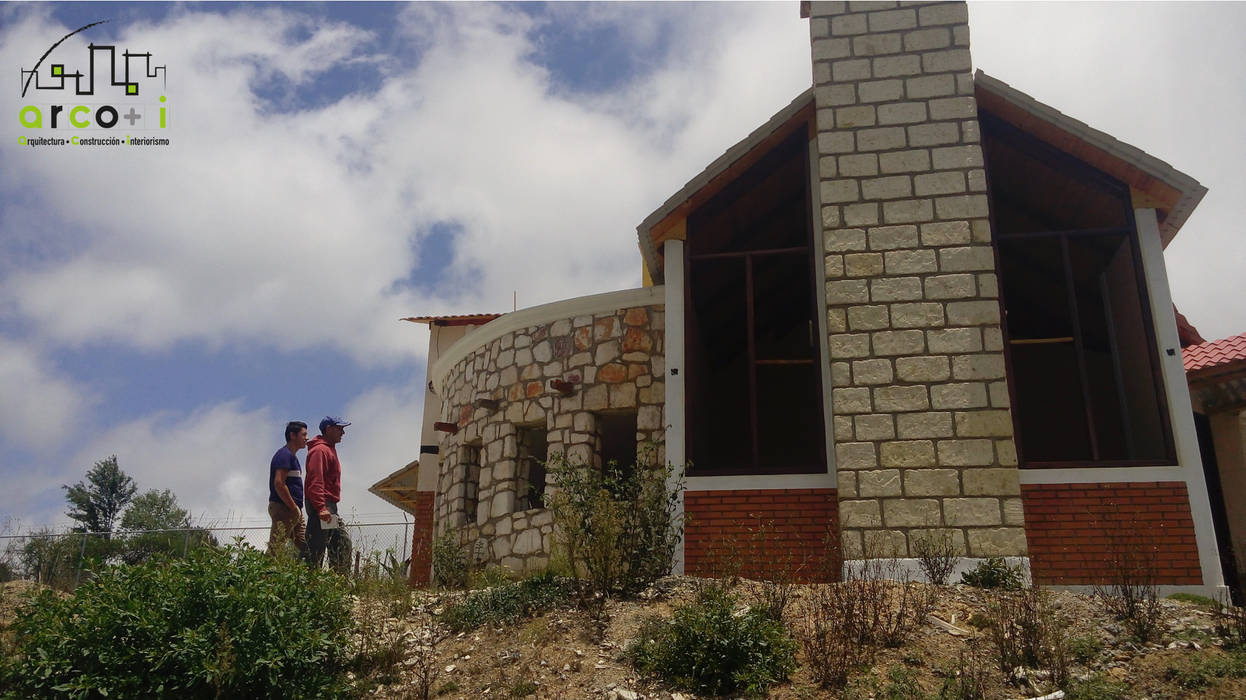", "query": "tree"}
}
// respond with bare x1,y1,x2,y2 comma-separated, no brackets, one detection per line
118,489,215,564
63,455,136,536
119,489,190,531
